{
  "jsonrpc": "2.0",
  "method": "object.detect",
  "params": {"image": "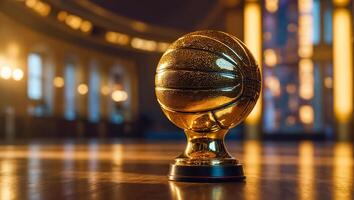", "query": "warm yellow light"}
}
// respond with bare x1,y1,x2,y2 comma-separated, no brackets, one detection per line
333,0,350,6
34,1,51,16
264,49,277,67
65,15,82,30
0,66,12,80
299,141,315,200
299,142,314,165
101,86,110,95
25,0,37,8
245,79,262,125
324,77,333,88
116,34,129,44
131,37,157,51
298,17,313,58
244,2,262,126
80,20,92,33
57,11,68,21
77,83,88,95
105,33,166,52
298,0,313,12
111,90,128,102
1,159,16,200
333,143,353,200
12,68,23,81
58,11,91,33
26,0,50,17
299,105,314,124
298,0,313,58
299,59,314,100
265,0,279,13
105,31,130,45
157,42,171,53
105,32,116,42
112,144,123,166
265,76,281,96
333,8,353,123
53,77,64,88
244,140,261,200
